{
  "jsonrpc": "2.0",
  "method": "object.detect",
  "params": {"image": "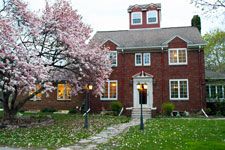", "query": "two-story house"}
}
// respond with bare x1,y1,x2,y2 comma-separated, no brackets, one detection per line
90,3,206,116
23,3,206,117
